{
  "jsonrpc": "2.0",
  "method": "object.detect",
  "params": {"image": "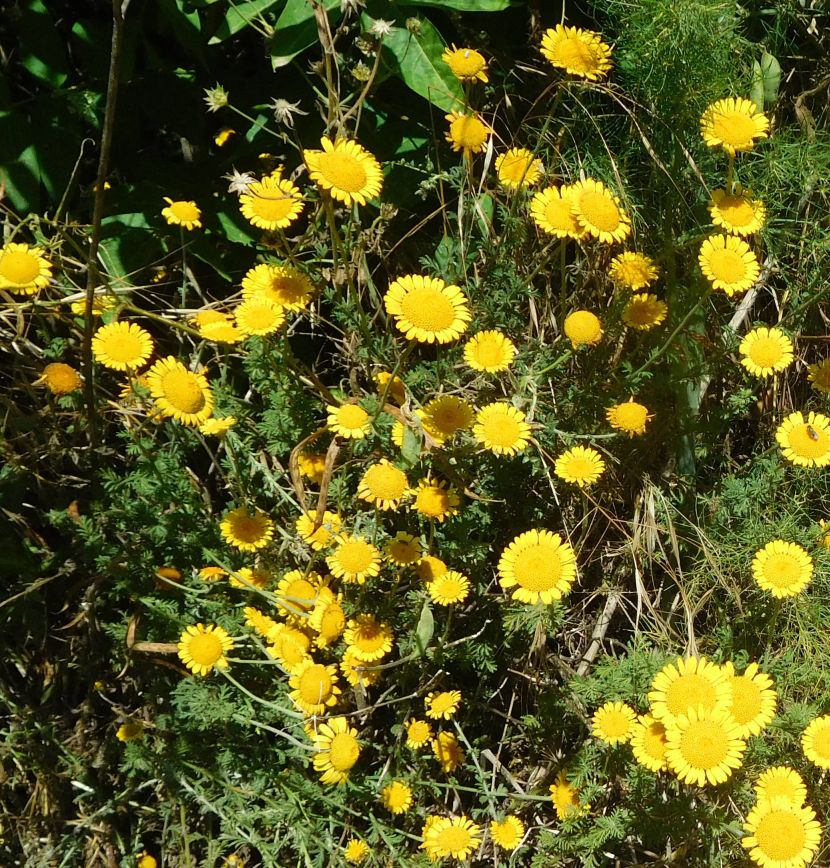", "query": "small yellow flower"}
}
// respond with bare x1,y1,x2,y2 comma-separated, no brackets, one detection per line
495,148,543,188
344,839,370,864
701,97,769,155
808,359,830,394
622,293,667,330
564,310,602,347
405,718,433,748
608,251,659,290
214,127,236,147
0,242,52,294
239,170,304,230
380,779,413,814
326,402,372,439
540,24,612,80
445,111,490,157
606,399,652,436
177,623,234,676
463,330,517,372
425,689,462,720
35,363,82,396
591,701,637,745
162,198,202,230
739,327,794,377
116,721,144,742
490,815,524,851
554,445,606,487
442,45,488,82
